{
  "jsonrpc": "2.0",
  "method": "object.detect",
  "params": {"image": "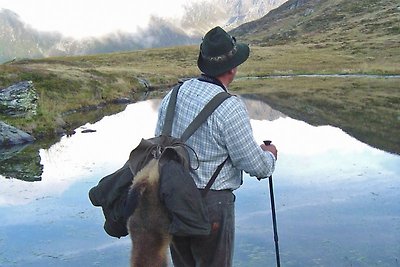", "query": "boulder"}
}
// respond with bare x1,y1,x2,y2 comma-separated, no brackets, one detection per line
0,80,38,117
0,121,35,146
